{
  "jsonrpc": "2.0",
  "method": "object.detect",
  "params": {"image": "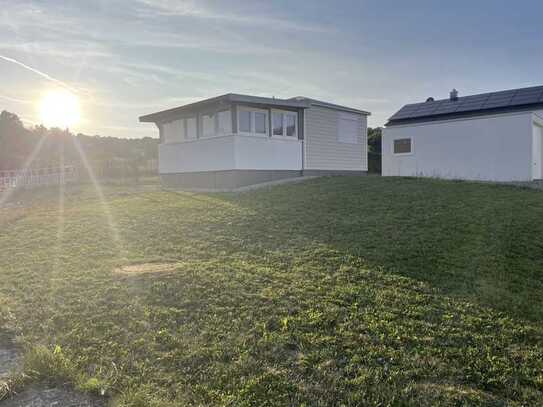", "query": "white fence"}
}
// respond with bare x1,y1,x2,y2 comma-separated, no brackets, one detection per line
0,166,77,190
